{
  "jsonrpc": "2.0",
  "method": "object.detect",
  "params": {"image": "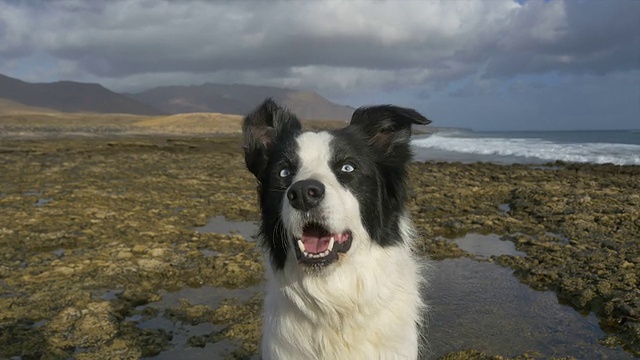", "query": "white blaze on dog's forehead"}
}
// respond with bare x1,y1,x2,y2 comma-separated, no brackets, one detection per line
294,131,335,181
284,130,361,245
